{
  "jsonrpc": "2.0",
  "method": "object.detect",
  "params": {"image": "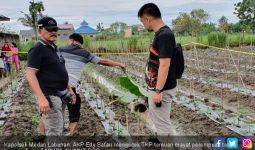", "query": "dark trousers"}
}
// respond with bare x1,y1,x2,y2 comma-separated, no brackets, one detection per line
67,88,81,123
